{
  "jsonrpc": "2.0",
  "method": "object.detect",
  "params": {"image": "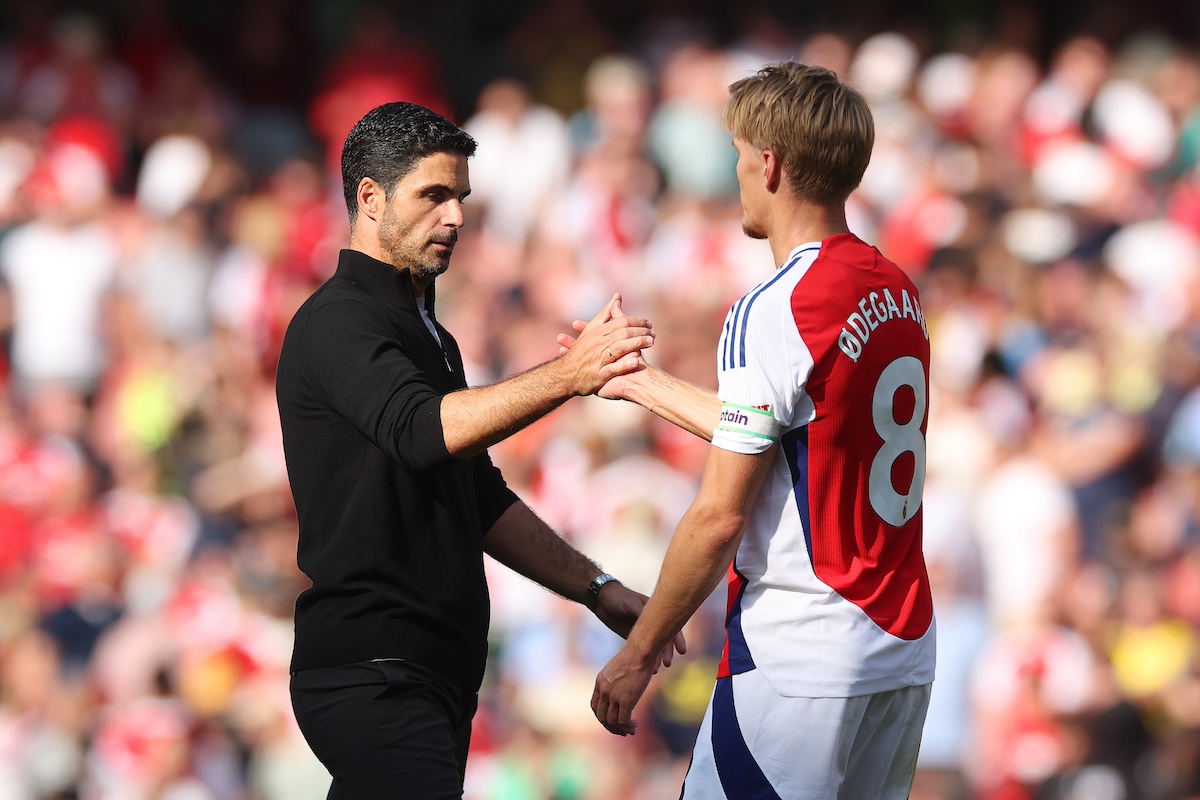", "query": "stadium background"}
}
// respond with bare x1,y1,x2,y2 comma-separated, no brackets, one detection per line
0,0,1199,798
